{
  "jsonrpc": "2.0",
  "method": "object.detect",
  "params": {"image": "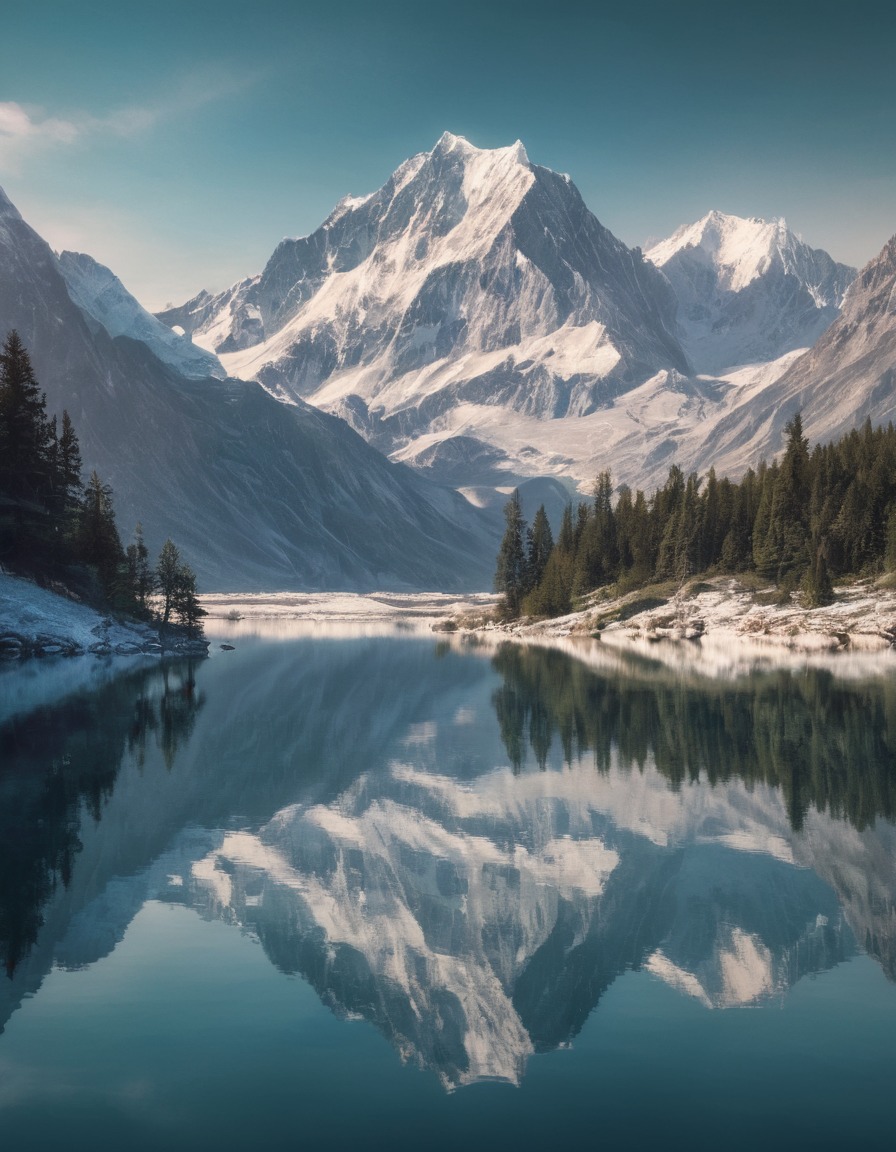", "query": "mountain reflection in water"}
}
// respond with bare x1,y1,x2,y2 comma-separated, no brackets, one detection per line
1,636,894,1091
